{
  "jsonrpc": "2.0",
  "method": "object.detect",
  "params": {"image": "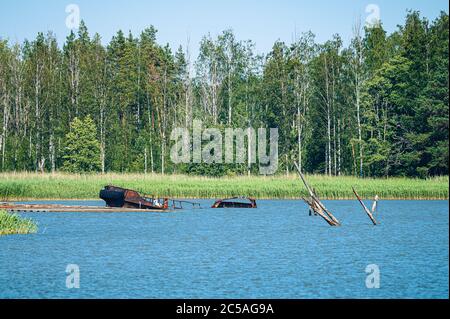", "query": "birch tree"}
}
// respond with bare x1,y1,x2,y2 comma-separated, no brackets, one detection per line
350,20,366,177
